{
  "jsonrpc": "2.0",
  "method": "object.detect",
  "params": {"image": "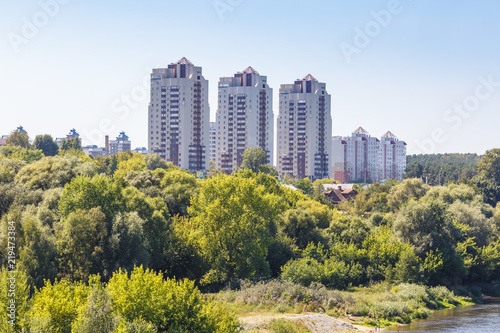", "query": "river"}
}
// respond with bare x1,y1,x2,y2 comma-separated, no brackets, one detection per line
384,303,500,332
